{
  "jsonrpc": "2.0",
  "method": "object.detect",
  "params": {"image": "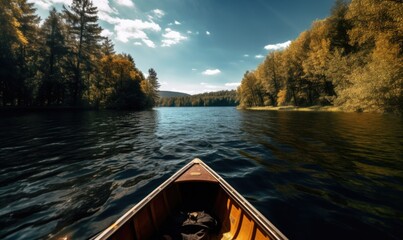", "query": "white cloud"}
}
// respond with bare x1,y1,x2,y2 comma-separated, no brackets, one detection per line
202,69,221,76
29,0,71,9
98,0,118,14
90,0,119,23
29,0,50,9
243,54,249,57
174,20,181,25
161,28,187,47
225,82,241,87
107,18,160,46
153,9,165,18
206,31,211,35
116,0,134,7
255,54,265,59
192,68,197,71
100,29,114,38
32,0,119,22
134,42,142,46
142,39,156,48
187,30,192,34
264,40,291,51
